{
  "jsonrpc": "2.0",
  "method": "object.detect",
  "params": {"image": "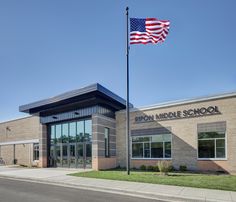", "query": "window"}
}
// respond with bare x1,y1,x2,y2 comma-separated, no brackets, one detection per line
62,123,69,143
55,124,62,144
76,121,84,142
33,143,39,161
132,143,143,158
69,122,76,143
50,125,55,145
198,132,226,159
132,134,172,159
85,120,92,141
104,128,110,157
50,119,92,144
